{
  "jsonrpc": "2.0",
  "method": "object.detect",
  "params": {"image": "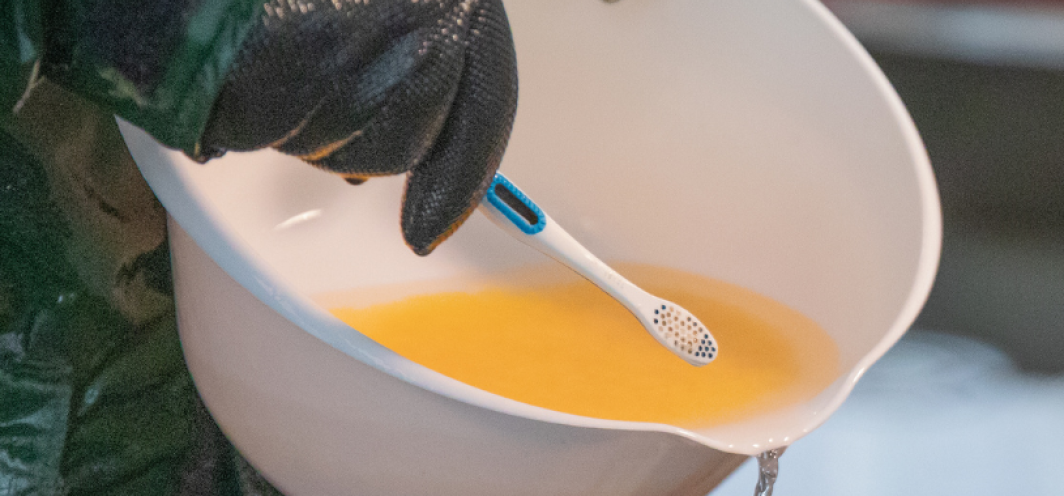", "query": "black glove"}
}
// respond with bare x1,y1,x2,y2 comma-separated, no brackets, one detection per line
195,0,518,256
